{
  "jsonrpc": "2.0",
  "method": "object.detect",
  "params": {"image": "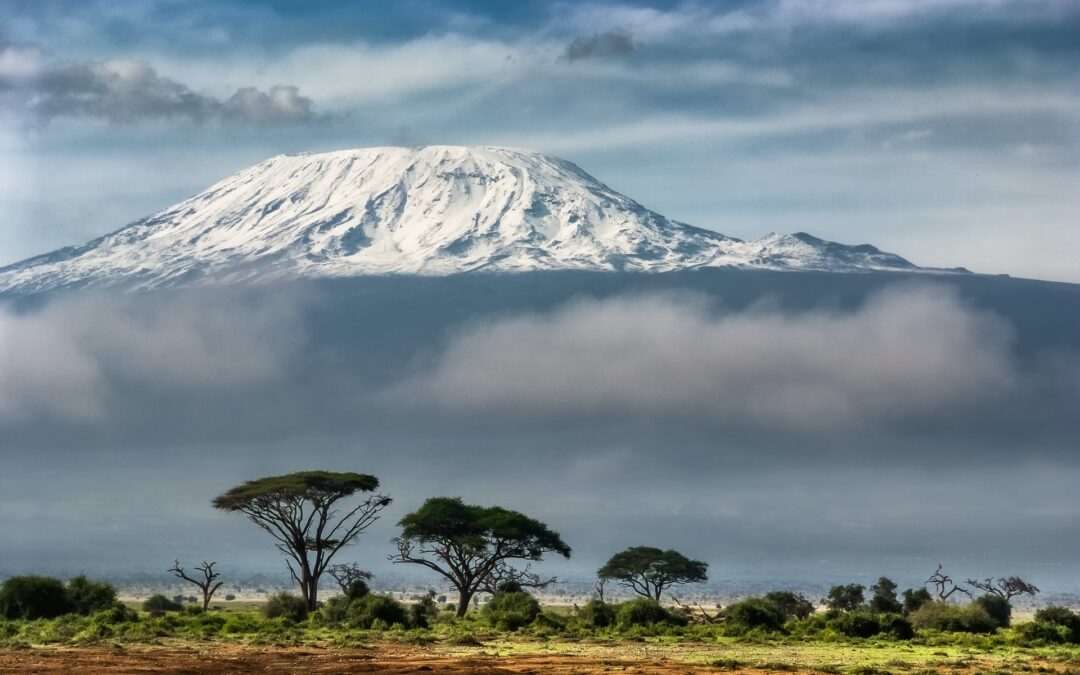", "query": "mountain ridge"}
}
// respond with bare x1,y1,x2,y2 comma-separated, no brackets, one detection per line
0,145,963,293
